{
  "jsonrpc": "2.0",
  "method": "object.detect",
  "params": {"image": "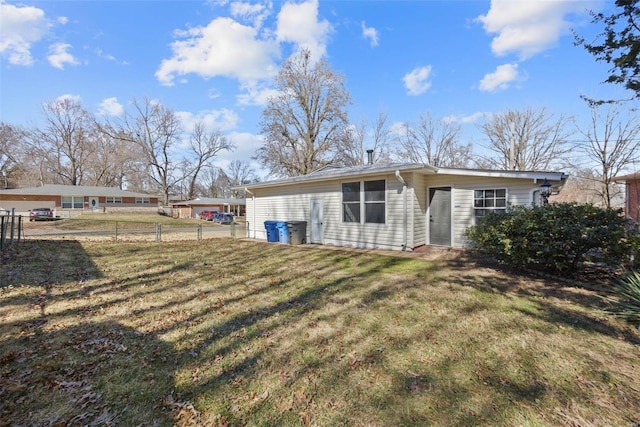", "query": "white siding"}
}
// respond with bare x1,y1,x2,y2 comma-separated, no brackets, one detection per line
247,171,551,251
246,173,409,250
409,172,427,249
424,174,540,248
